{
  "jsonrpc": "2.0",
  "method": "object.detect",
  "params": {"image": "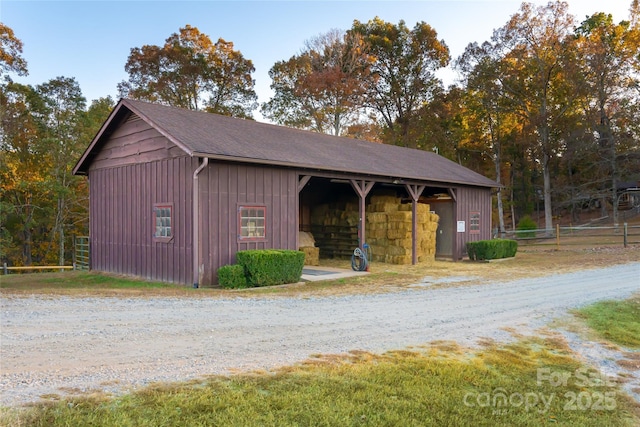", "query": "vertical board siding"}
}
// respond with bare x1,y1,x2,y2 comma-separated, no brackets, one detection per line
455,186,492,260
89,156,197,284
199,162,298,286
